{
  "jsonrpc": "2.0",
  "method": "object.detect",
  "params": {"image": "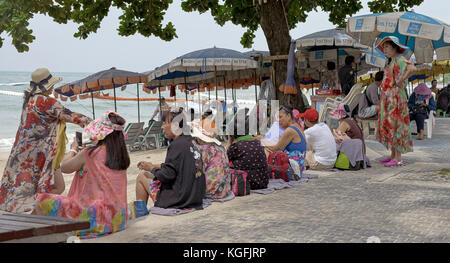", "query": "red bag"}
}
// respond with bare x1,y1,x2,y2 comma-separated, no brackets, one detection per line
267,151,296,182
229,169,250,196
